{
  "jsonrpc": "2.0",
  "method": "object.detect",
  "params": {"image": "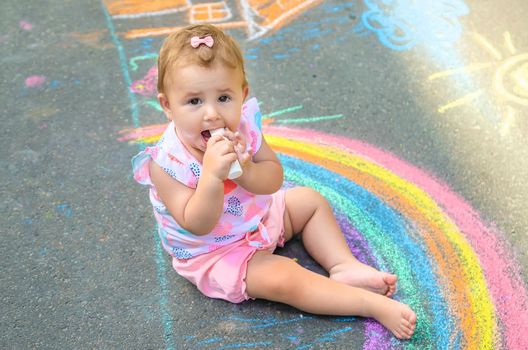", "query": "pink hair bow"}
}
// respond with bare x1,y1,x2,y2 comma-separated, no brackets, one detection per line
190,35,214,48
